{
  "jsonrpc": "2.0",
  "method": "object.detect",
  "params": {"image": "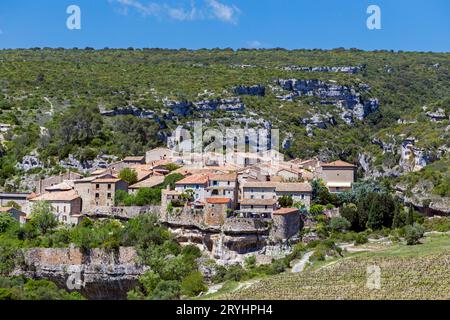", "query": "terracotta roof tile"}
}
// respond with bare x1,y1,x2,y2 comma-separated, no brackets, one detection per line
175,174,209,185
322,160,356,168
206,198,231,204
273,208,299,215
